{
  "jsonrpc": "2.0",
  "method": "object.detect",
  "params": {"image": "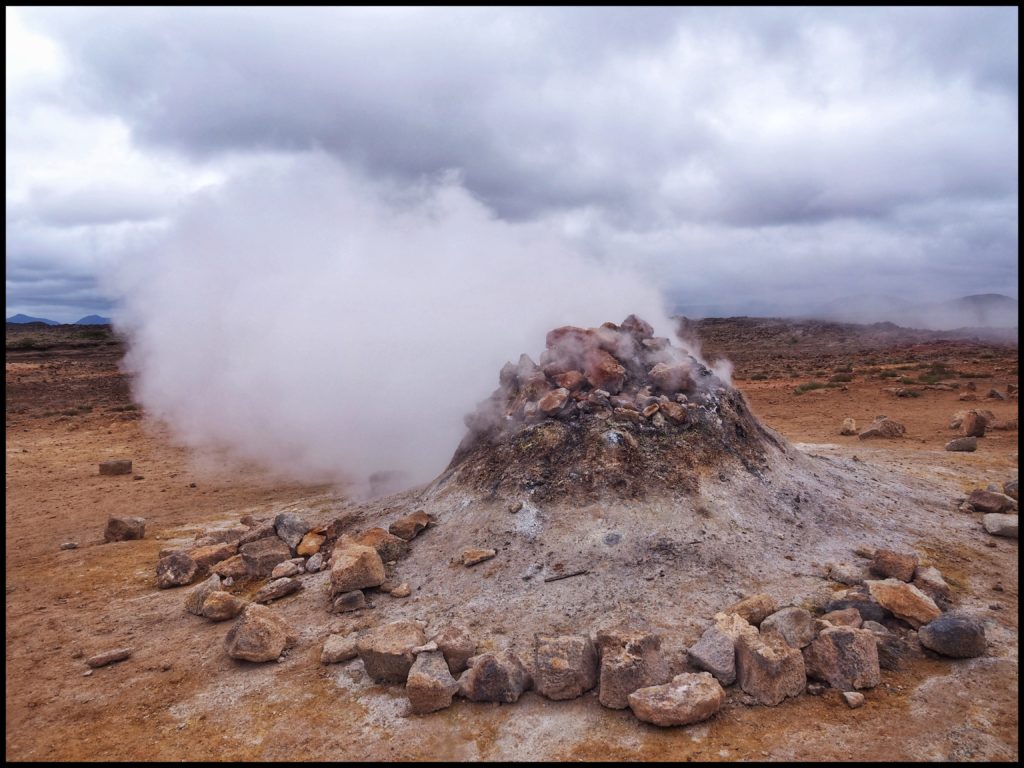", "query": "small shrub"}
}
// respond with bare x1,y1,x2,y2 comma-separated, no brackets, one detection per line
829,372,854,383
750,372,769,381
794,380,833,395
